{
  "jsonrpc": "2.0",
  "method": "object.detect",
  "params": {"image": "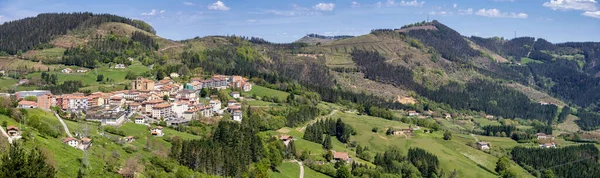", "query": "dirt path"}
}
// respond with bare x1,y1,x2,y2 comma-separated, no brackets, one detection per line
55,113,73,137
470,134,479,142
0,125,13,144
290,160,304,178
298,110,337,132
